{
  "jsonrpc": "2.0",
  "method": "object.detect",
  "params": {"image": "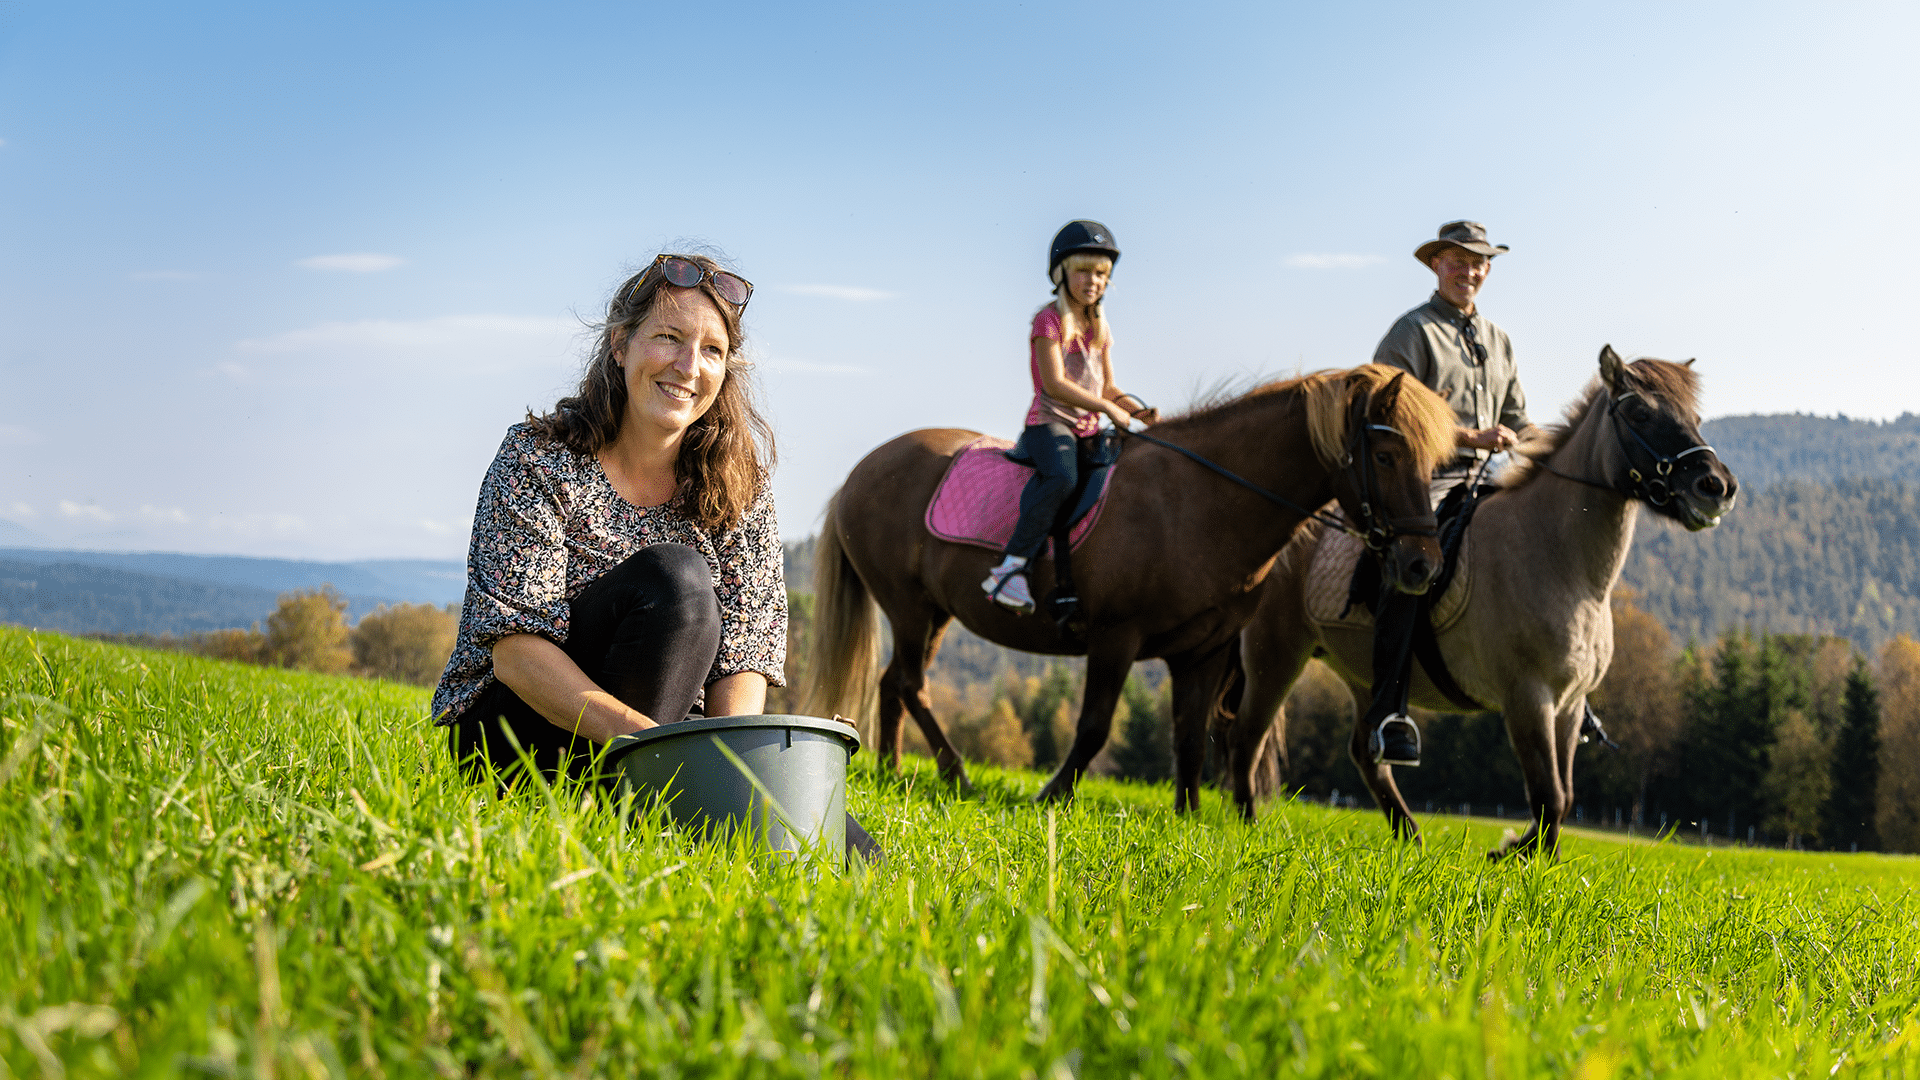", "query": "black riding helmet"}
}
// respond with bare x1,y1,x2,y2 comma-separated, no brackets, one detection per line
1049,220,1120,283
